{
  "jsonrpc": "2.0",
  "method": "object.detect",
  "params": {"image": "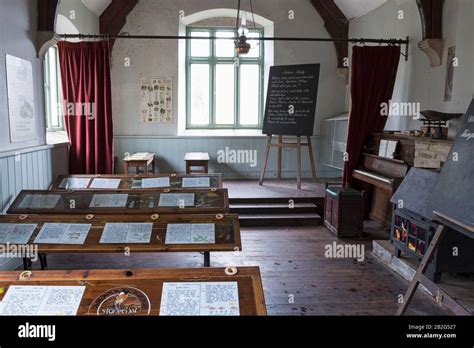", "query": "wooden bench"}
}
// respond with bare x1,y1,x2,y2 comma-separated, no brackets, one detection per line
0,267,267,315
0,214,240,269
185,152,210,174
